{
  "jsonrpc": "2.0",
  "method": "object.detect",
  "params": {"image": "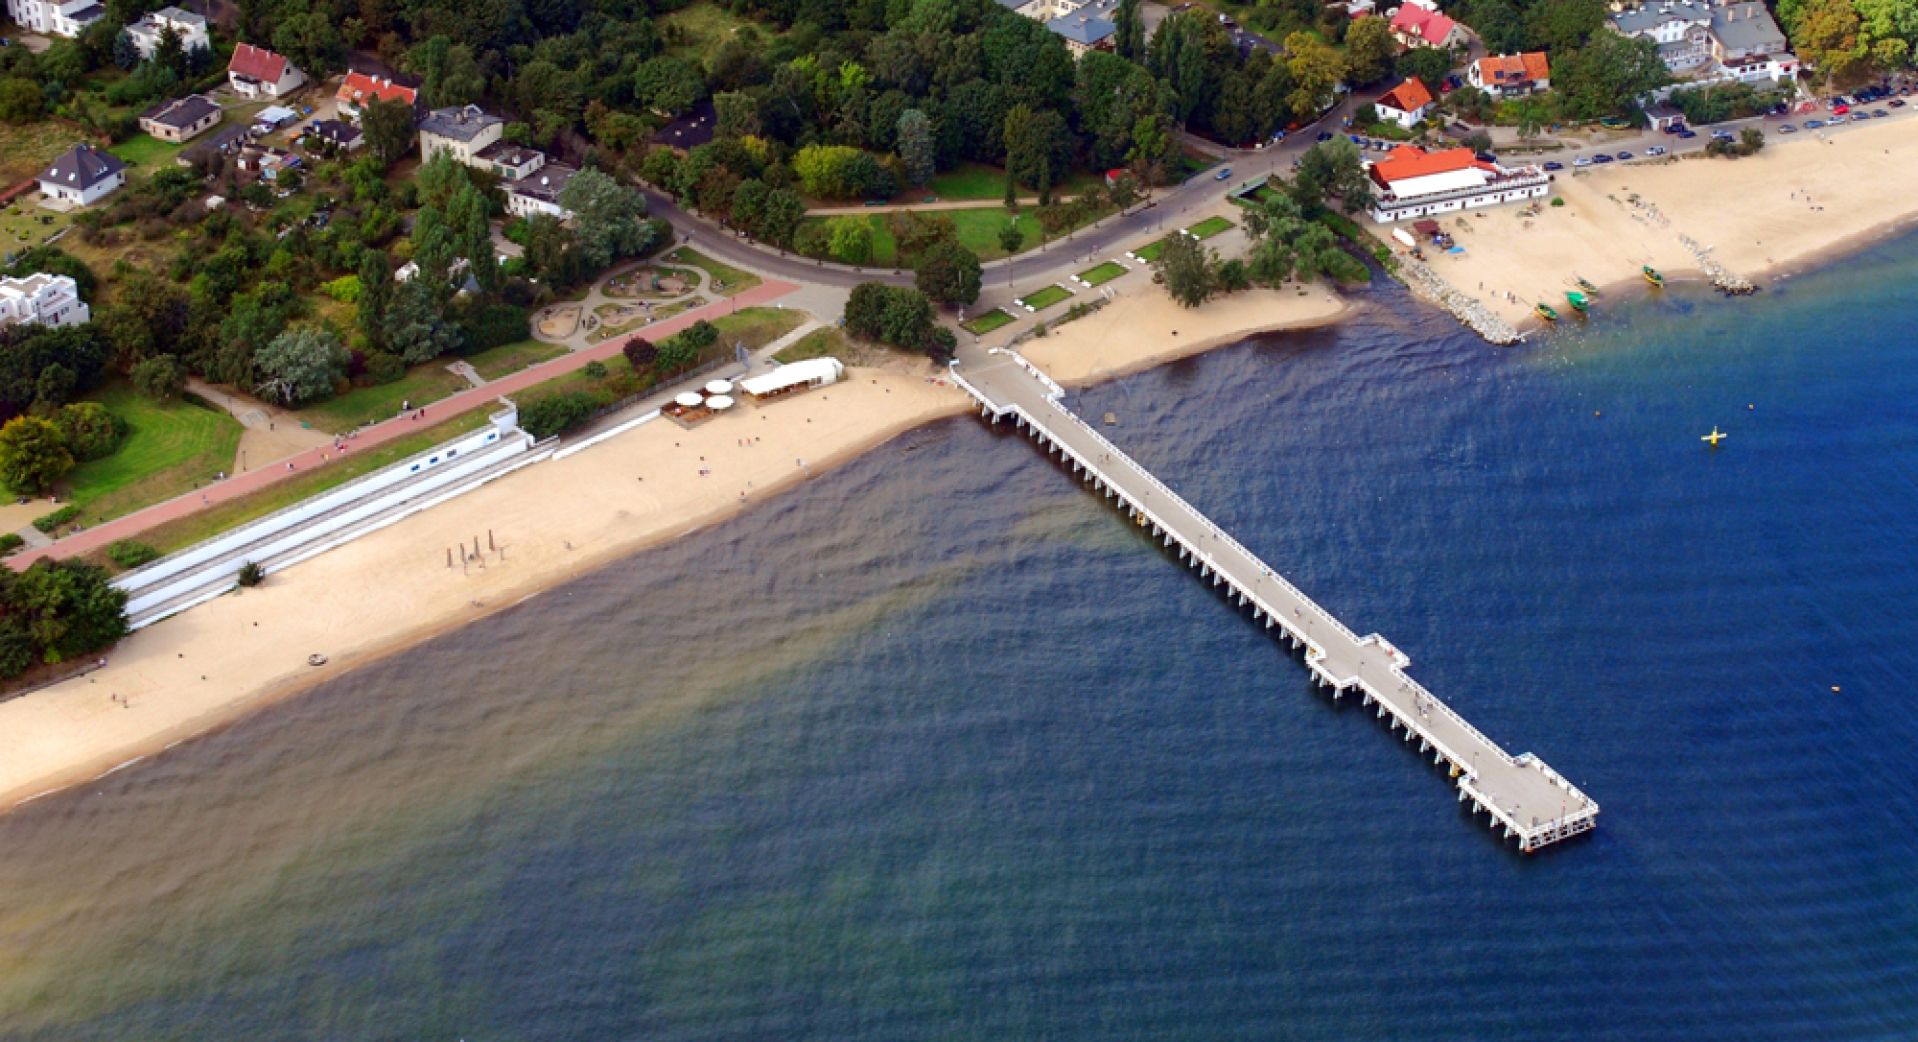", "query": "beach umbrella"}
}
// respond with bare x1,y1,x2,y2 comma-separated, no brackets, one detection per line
704,379,734,395
706,394,735,410
675,392,703,407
